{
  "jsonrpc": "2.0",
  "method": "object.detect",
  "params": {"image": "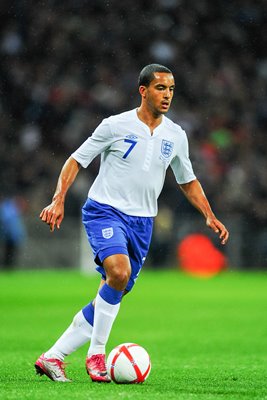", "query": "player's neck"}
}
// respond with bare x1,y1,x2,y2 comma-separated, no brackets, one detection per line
136,106,163,134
